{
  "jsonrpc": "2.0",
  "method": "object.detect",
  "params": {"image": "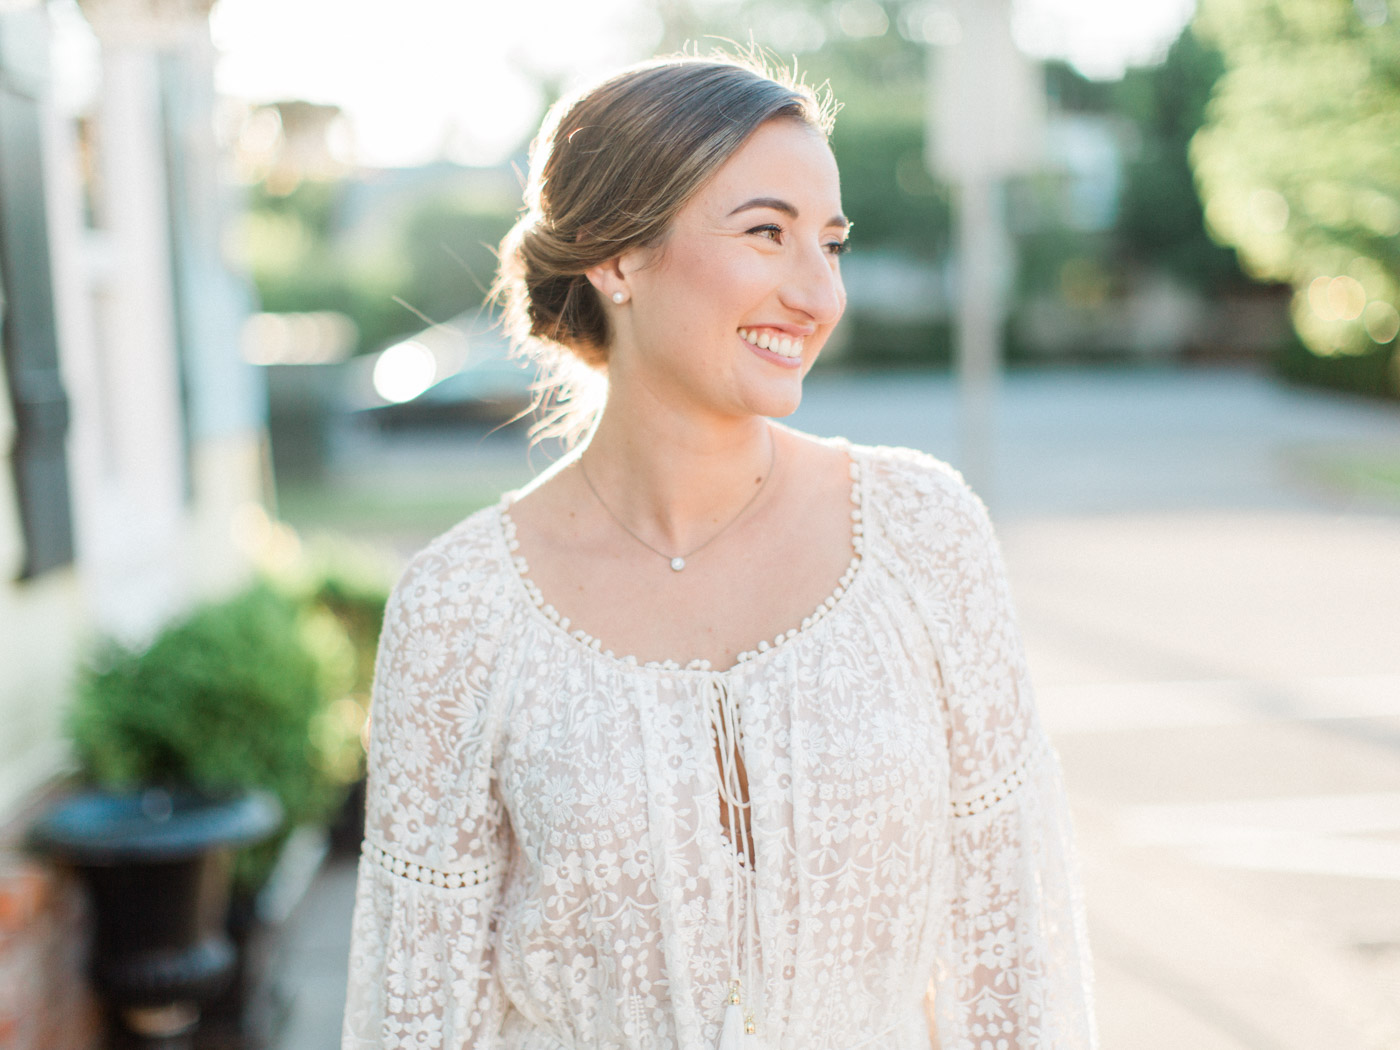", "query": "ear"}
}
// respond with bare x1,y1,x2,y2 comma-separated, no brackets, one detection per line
584,255,629,305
